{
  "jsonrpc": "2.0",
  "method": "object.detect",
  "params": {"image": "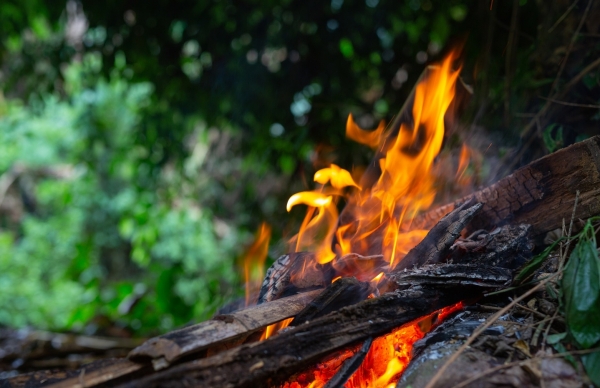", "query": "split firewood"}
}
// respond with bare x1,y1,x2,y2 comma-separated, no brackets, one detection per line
10,358,149,388
394,201,483,271
410,135,600,239
390,264,512,289
117,286,479,388
291,277,372,326
128,290,321,369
